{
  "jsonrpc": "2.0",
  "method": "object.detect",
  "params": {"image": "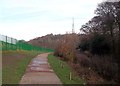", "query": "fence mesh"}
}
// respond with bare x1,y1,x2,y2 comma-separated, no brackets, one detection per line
0,34,53,52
